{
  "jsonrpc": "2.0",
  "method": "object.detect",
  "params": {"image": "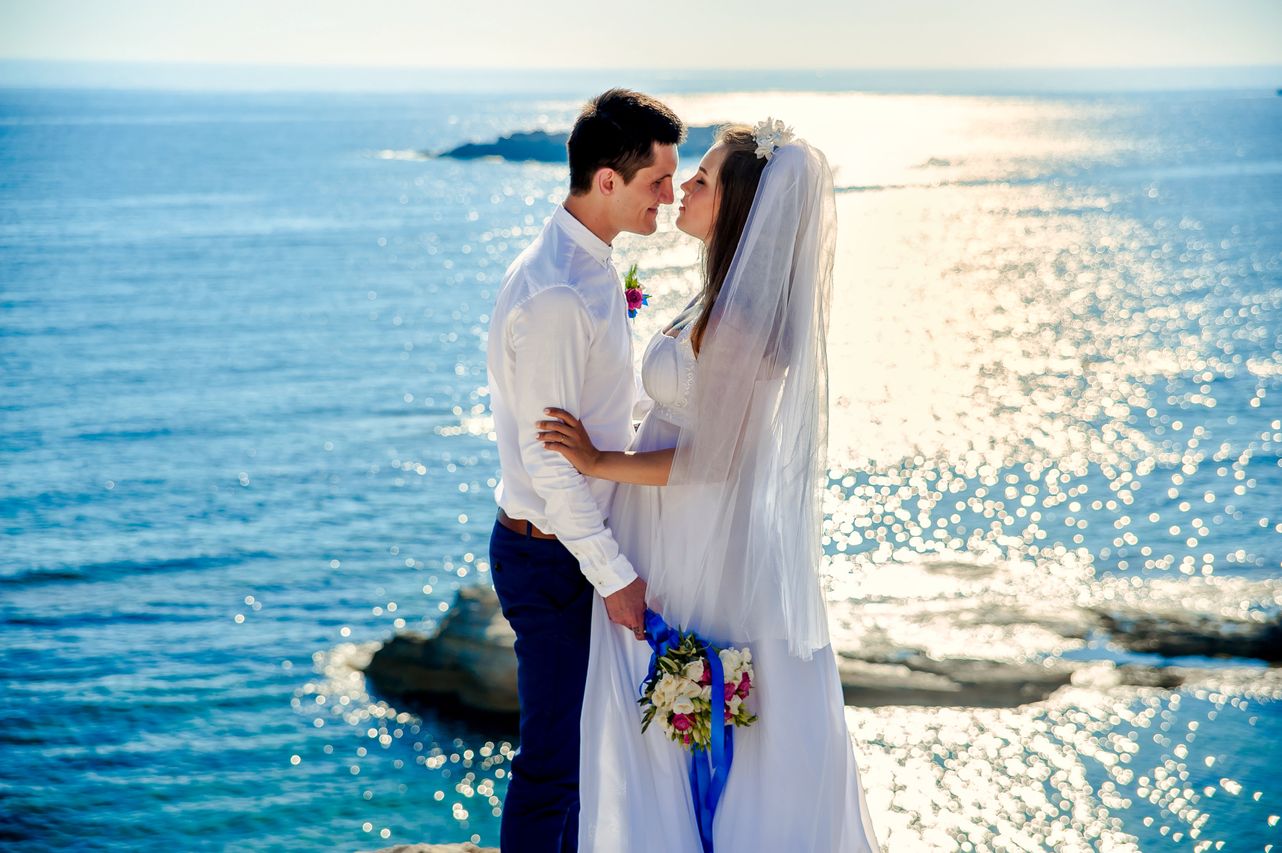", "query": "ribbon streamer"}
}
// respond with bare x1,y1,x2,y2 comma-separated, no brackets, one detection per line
642,608,736,852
